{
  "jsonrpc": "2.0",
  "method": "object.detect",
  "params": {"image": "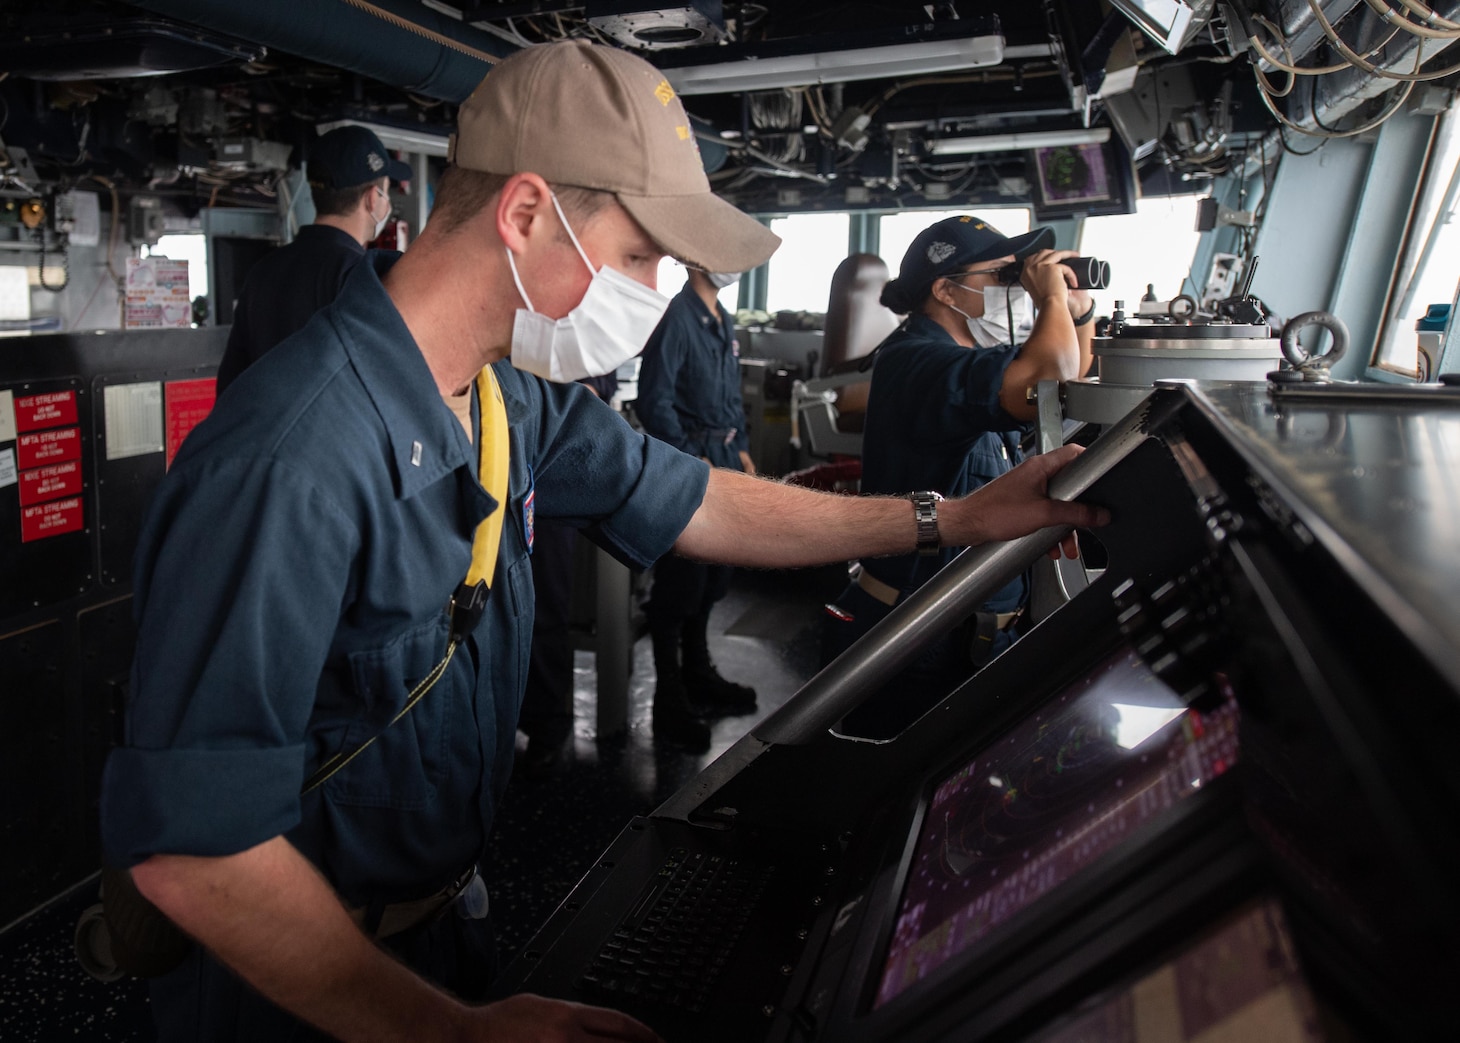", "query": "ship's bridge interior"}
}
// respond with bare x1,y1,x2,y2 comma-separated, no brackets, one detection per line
1,2,1459,1041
